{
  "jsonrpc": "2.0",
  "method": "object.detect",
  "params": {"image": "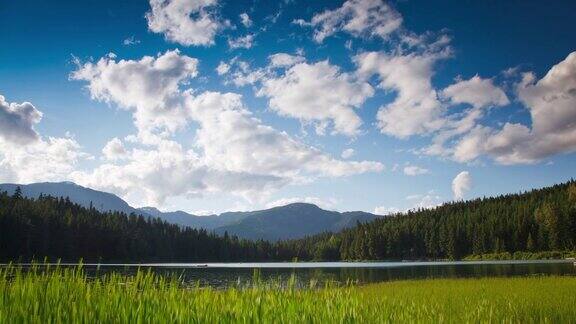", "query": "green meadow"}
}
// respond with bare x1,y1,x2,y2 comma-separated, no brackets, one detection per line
1,266,575,323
